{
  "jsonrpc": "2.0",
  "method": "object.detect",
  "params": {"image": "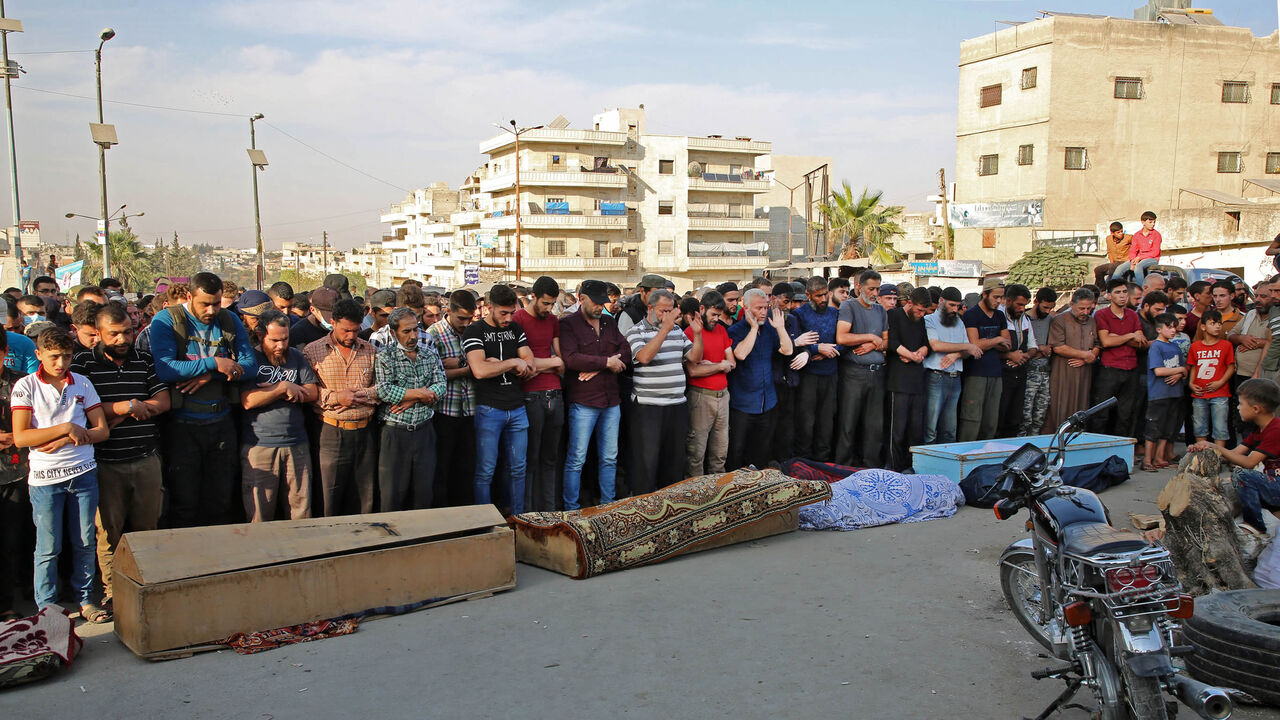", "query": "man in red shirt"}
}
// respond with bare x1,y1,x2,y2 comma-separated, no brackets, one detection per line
513,276,565,512
1091,278,1147,438
684,290,735,476
1112,210,1162,284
